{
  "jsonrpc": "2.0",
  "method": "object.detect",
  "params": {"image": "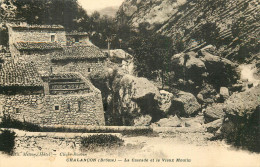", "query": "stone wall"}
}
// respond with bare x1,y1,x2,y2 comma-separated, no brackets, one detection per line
52,60,105,77
1,92,105,126
43,93,105,125
8,29,66,45
19,54,106,77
